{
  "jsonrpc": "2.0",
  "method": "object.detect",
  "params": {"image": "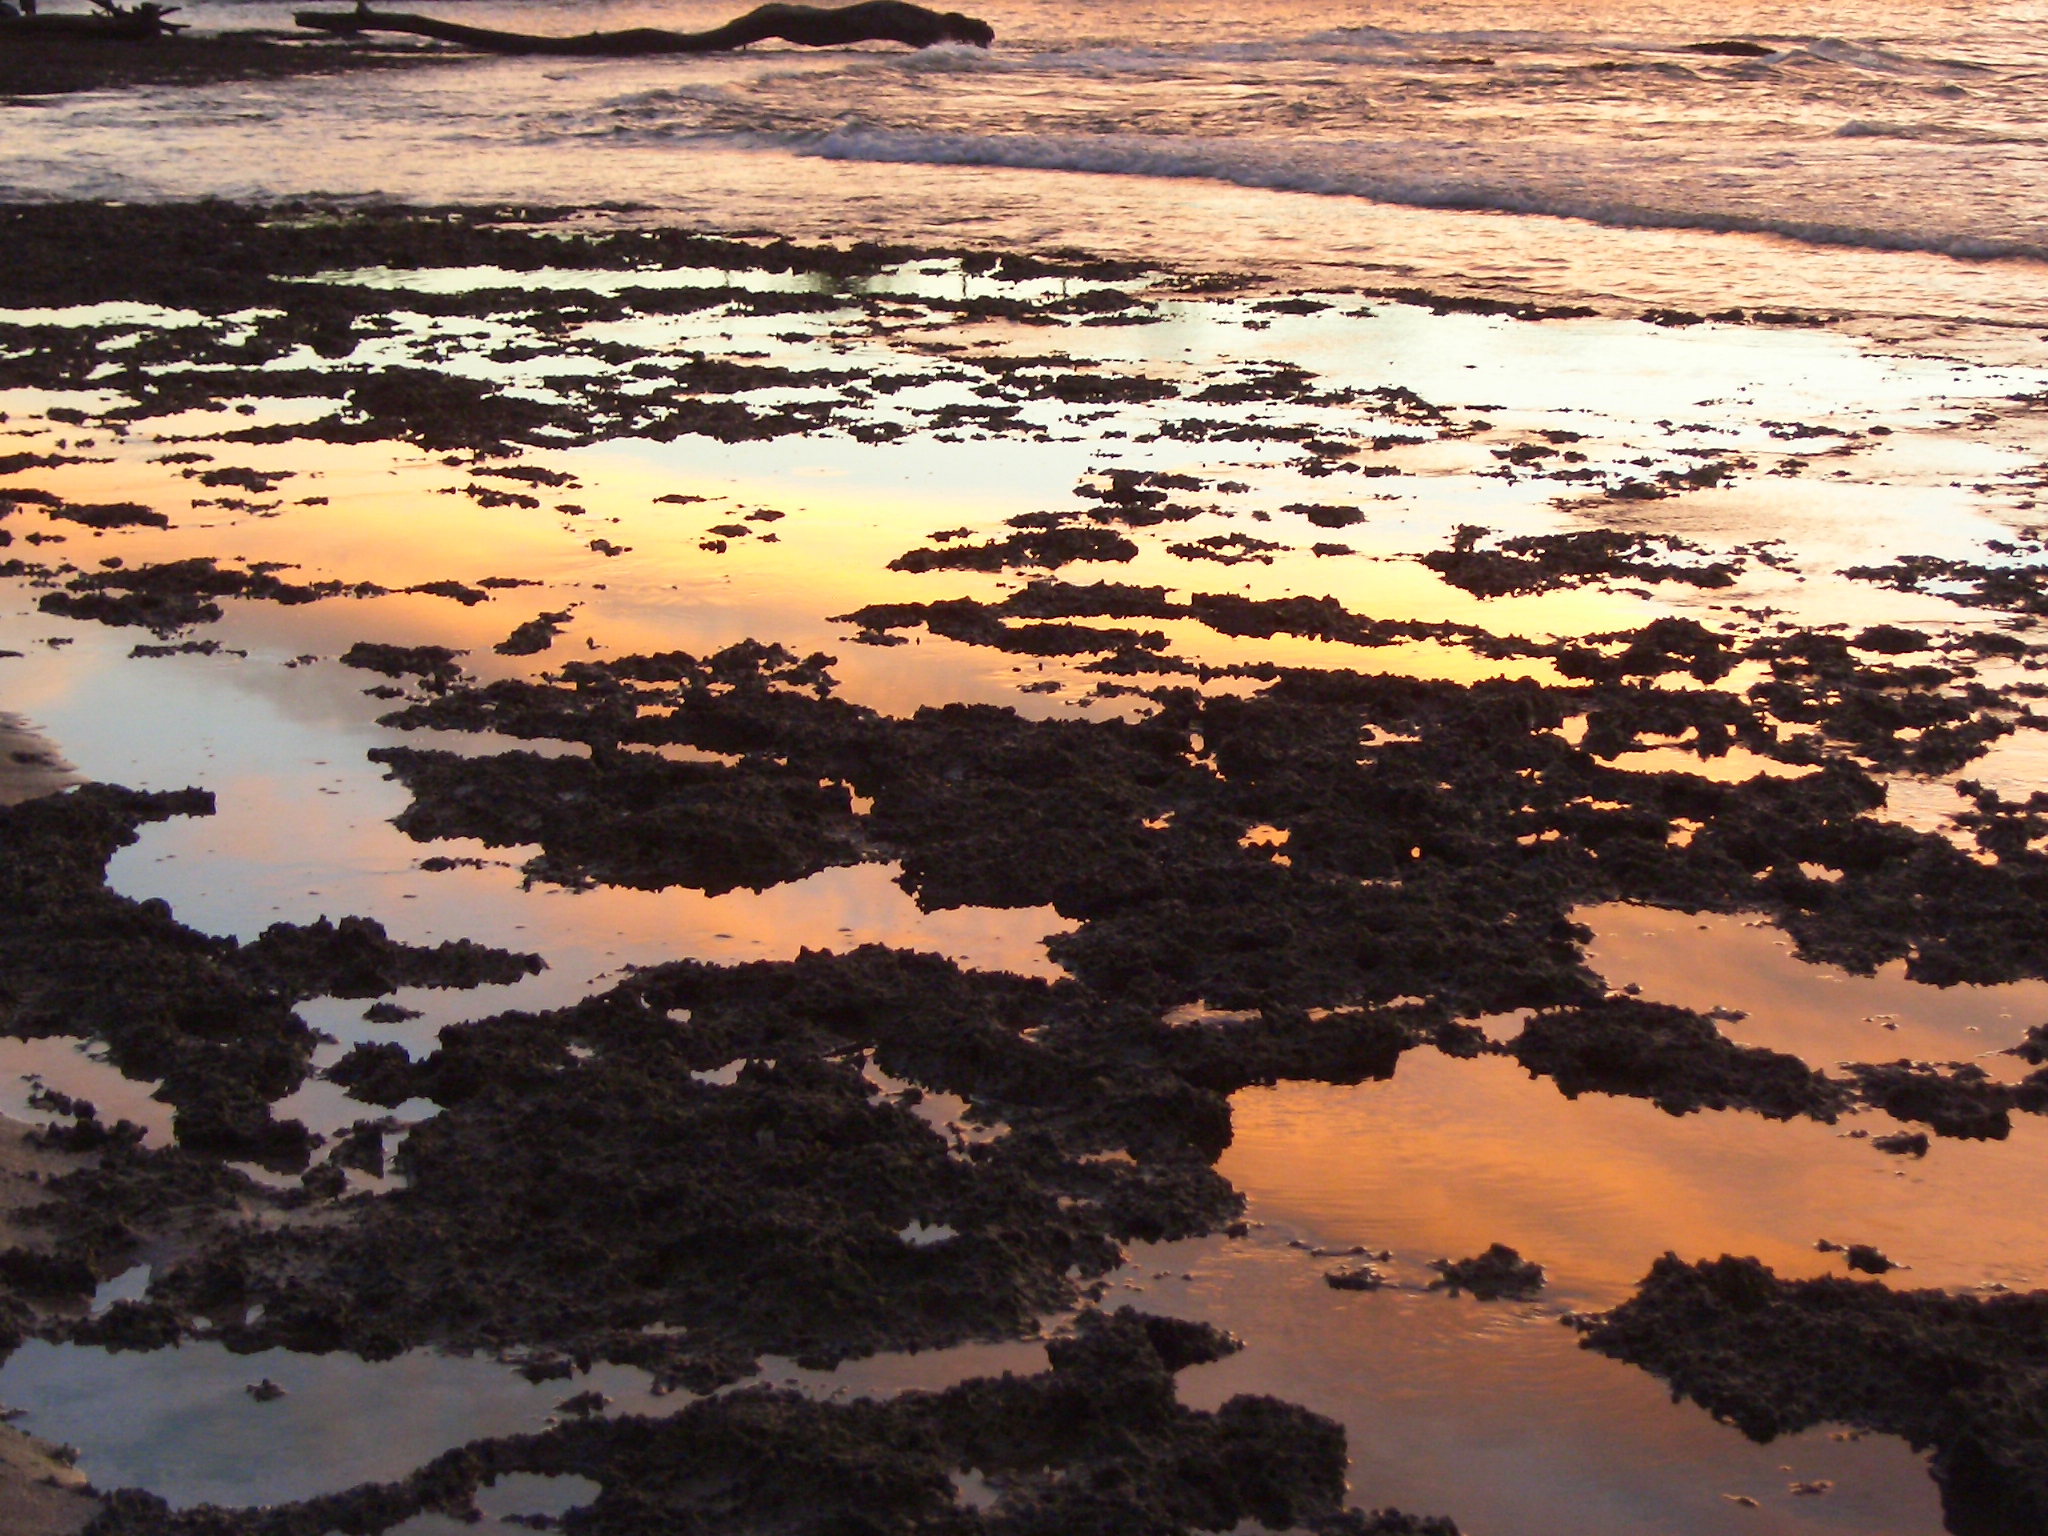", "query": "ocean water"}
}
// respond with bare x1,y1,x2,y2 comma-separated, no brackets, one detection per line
6,0,2048,341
